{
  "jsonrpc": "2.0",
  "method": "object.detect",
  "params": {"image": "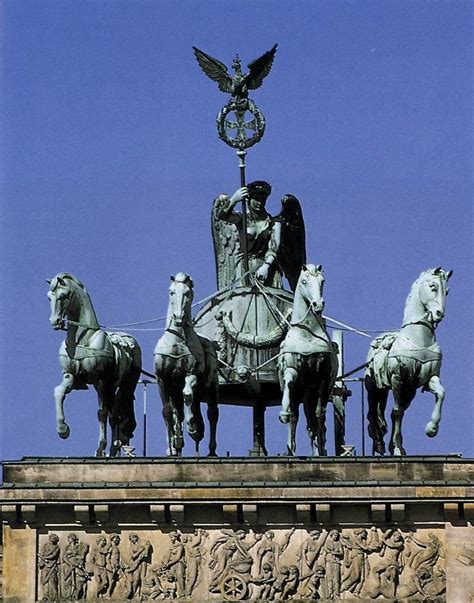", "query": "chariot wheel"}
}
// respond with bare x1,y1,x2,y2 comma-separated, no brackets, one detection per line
221,573,248,600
